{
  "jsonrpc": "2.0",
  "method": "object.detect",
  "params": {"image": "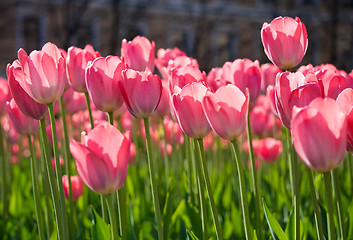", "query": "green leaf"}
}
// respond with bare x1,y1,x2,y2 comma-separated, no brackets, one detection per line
285,209,294,239
262,199,288,240
91,206,111,240
186,229,200,240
